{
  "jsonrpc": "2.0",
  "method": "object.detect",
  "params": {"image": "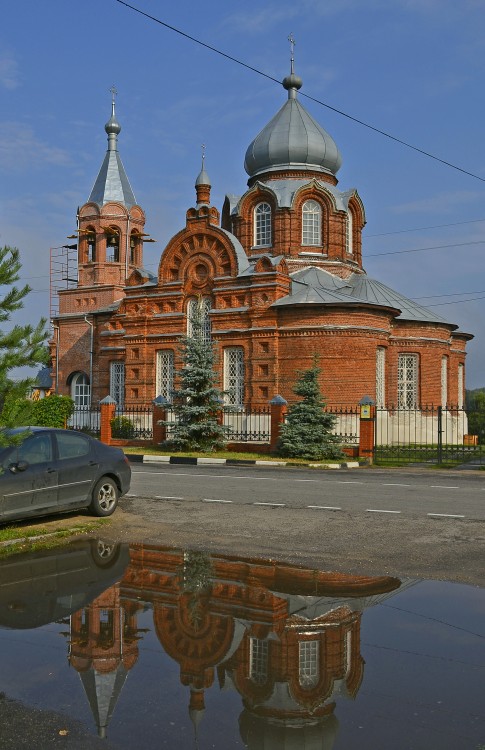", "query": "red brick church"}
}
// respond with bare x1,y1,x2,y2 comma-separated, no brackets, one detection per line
50,66,471,412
